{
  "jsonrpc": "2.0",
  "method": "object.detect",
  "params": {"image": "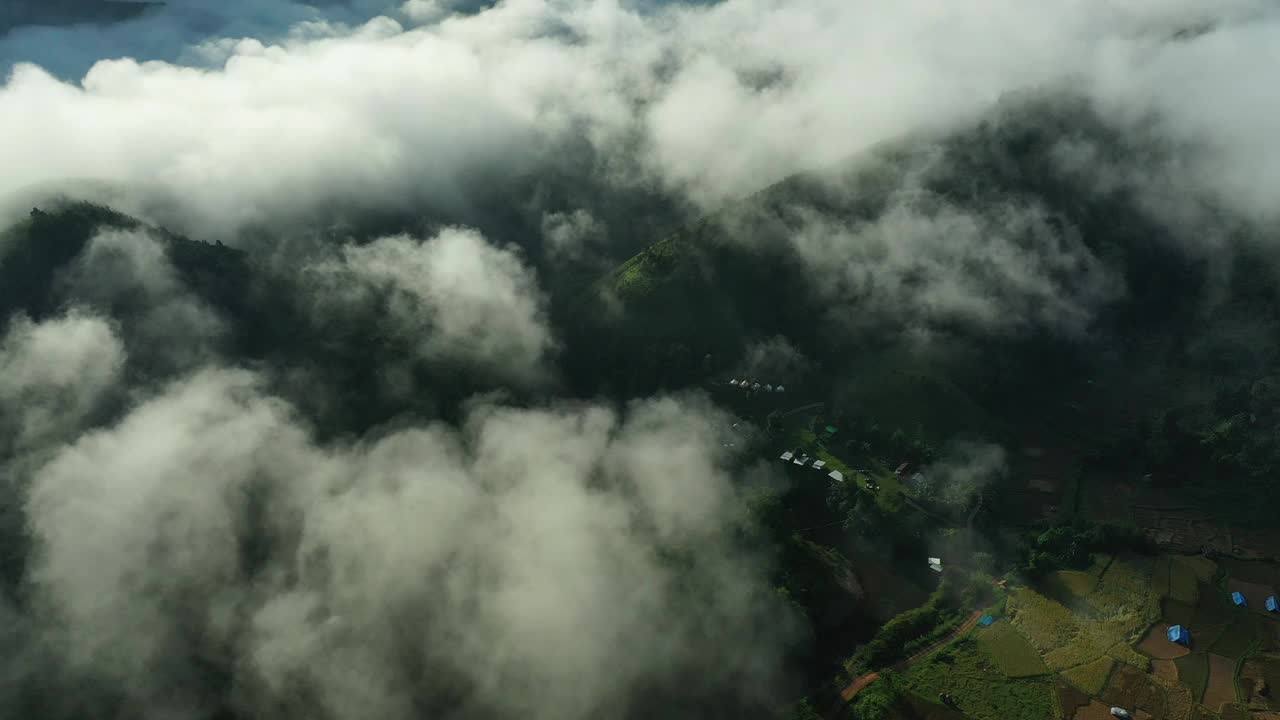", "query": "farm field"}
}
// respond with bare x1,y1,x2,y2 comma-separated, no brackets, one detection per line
1099,664,1168,717
1240,654,1280,709
1061,656,1114,695
902,639,1055,720
1174,653,1209,702
1169,558,1202,604
1227,577,1276,613
1047,570,1098,602
1137,624,1191,660
976,620,1049,678
1210,616,1260,660
1008,557,1157,672
1202,654,1238,711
